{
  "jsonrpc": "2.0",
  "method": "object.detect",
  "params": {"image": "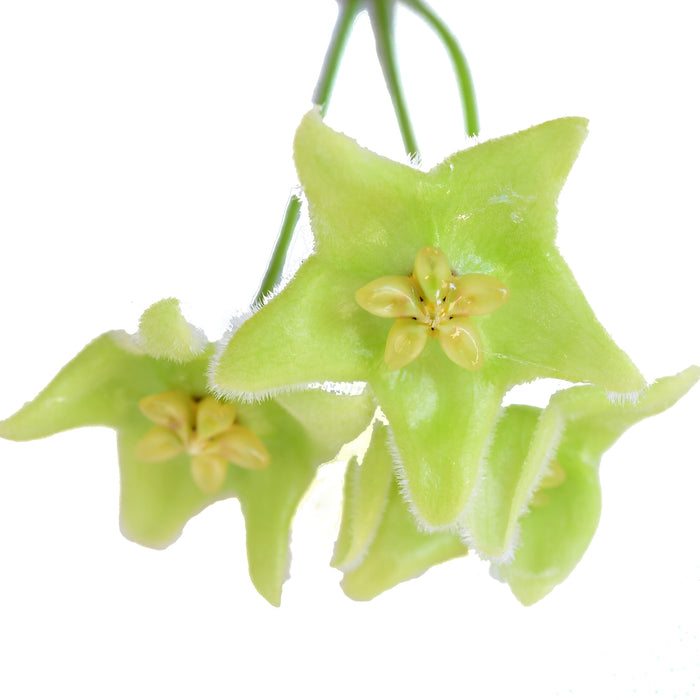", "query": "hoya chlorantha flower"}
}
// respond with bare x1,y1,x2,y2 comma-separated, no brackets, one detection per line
213,110,644,530
0,299,373,605
335,368,698,604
